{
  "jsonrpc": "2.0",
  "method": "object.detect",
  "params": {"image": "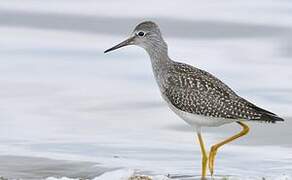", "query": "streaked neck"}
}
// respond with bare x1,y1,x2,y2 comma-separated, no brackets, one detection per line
145,40,170,69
